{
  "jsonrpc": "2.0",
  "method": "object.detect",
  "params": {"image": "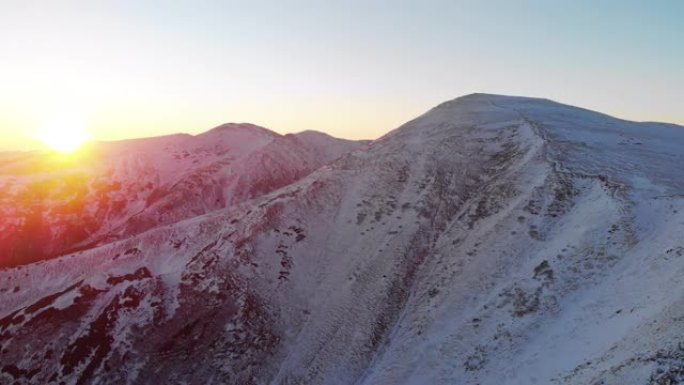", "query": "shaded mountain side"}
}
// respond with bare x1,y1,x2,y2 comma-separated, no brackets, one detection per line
0,94,683,385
